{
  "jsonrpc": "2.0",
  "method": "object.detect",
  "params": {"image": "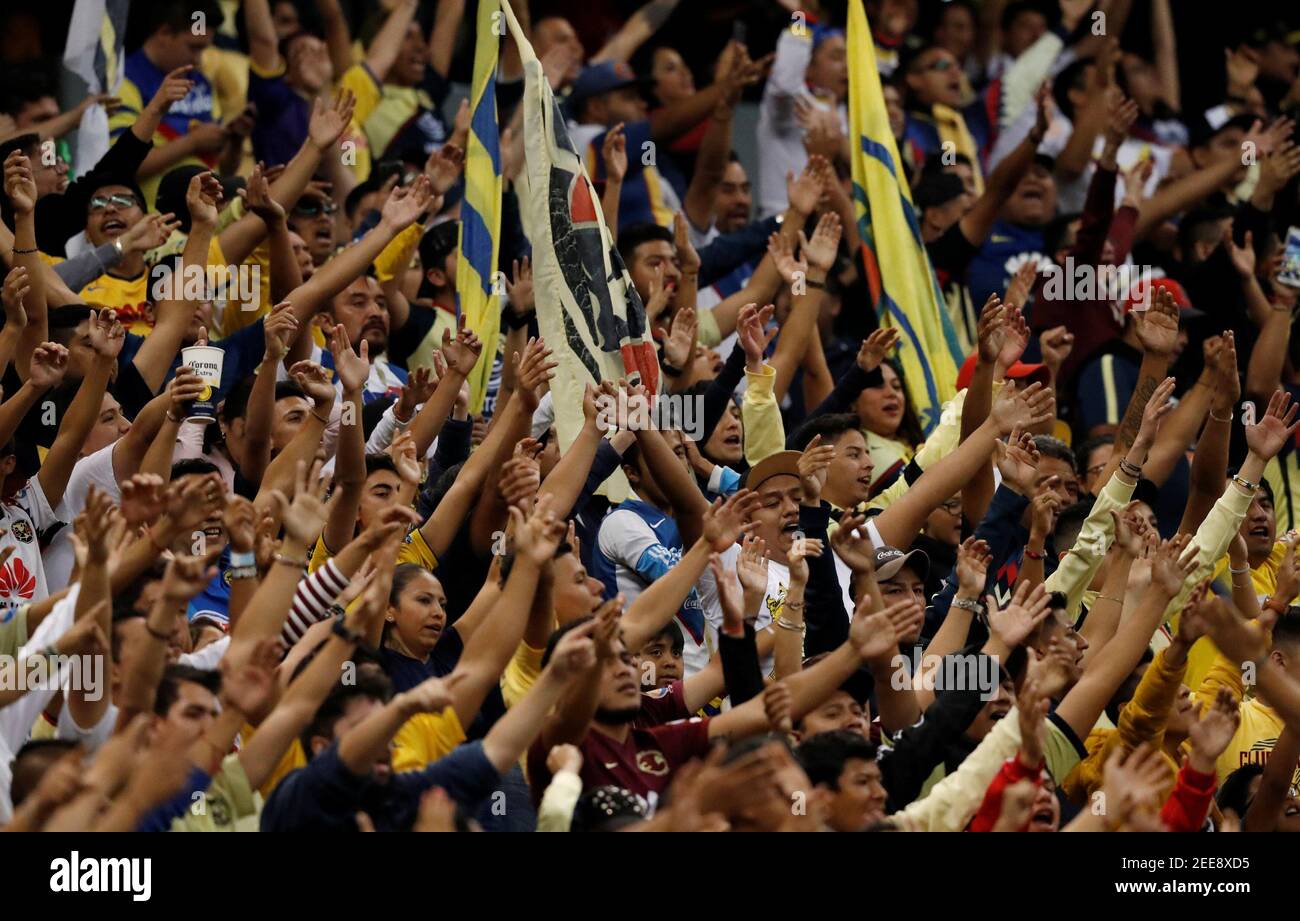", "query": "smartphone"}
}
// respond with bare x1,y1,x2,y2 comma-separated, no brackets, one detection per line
1279,226,1300,289
731,21,747,47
